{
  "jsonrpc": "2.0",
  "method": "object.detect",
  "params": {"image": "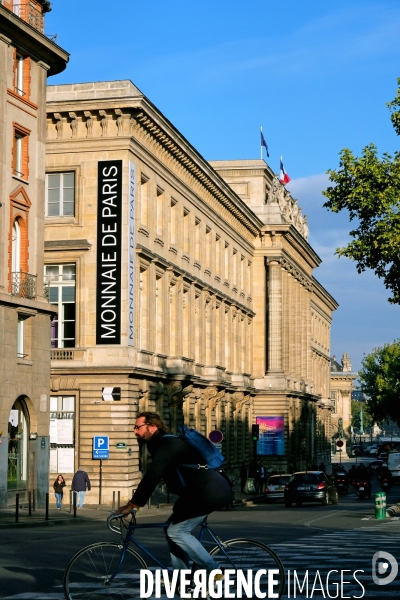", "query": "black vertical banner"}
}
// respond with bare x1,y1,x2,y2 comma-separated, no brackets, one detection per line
96,160,123,344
